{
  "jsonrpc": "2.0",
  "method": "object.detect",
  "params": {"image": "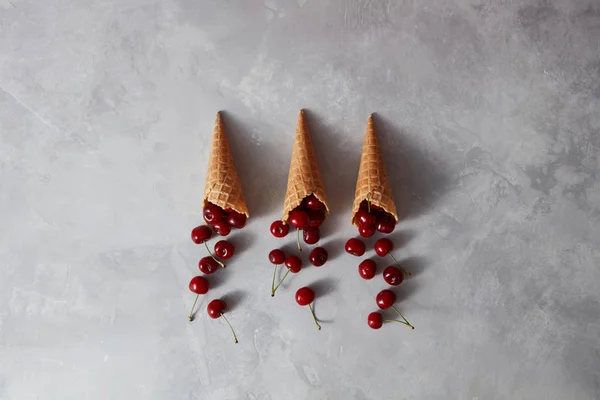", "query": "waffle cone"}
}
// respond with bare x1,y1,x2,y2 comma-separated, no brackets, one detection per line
282,110,329,222
203,112,249,217
351,114,398,225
